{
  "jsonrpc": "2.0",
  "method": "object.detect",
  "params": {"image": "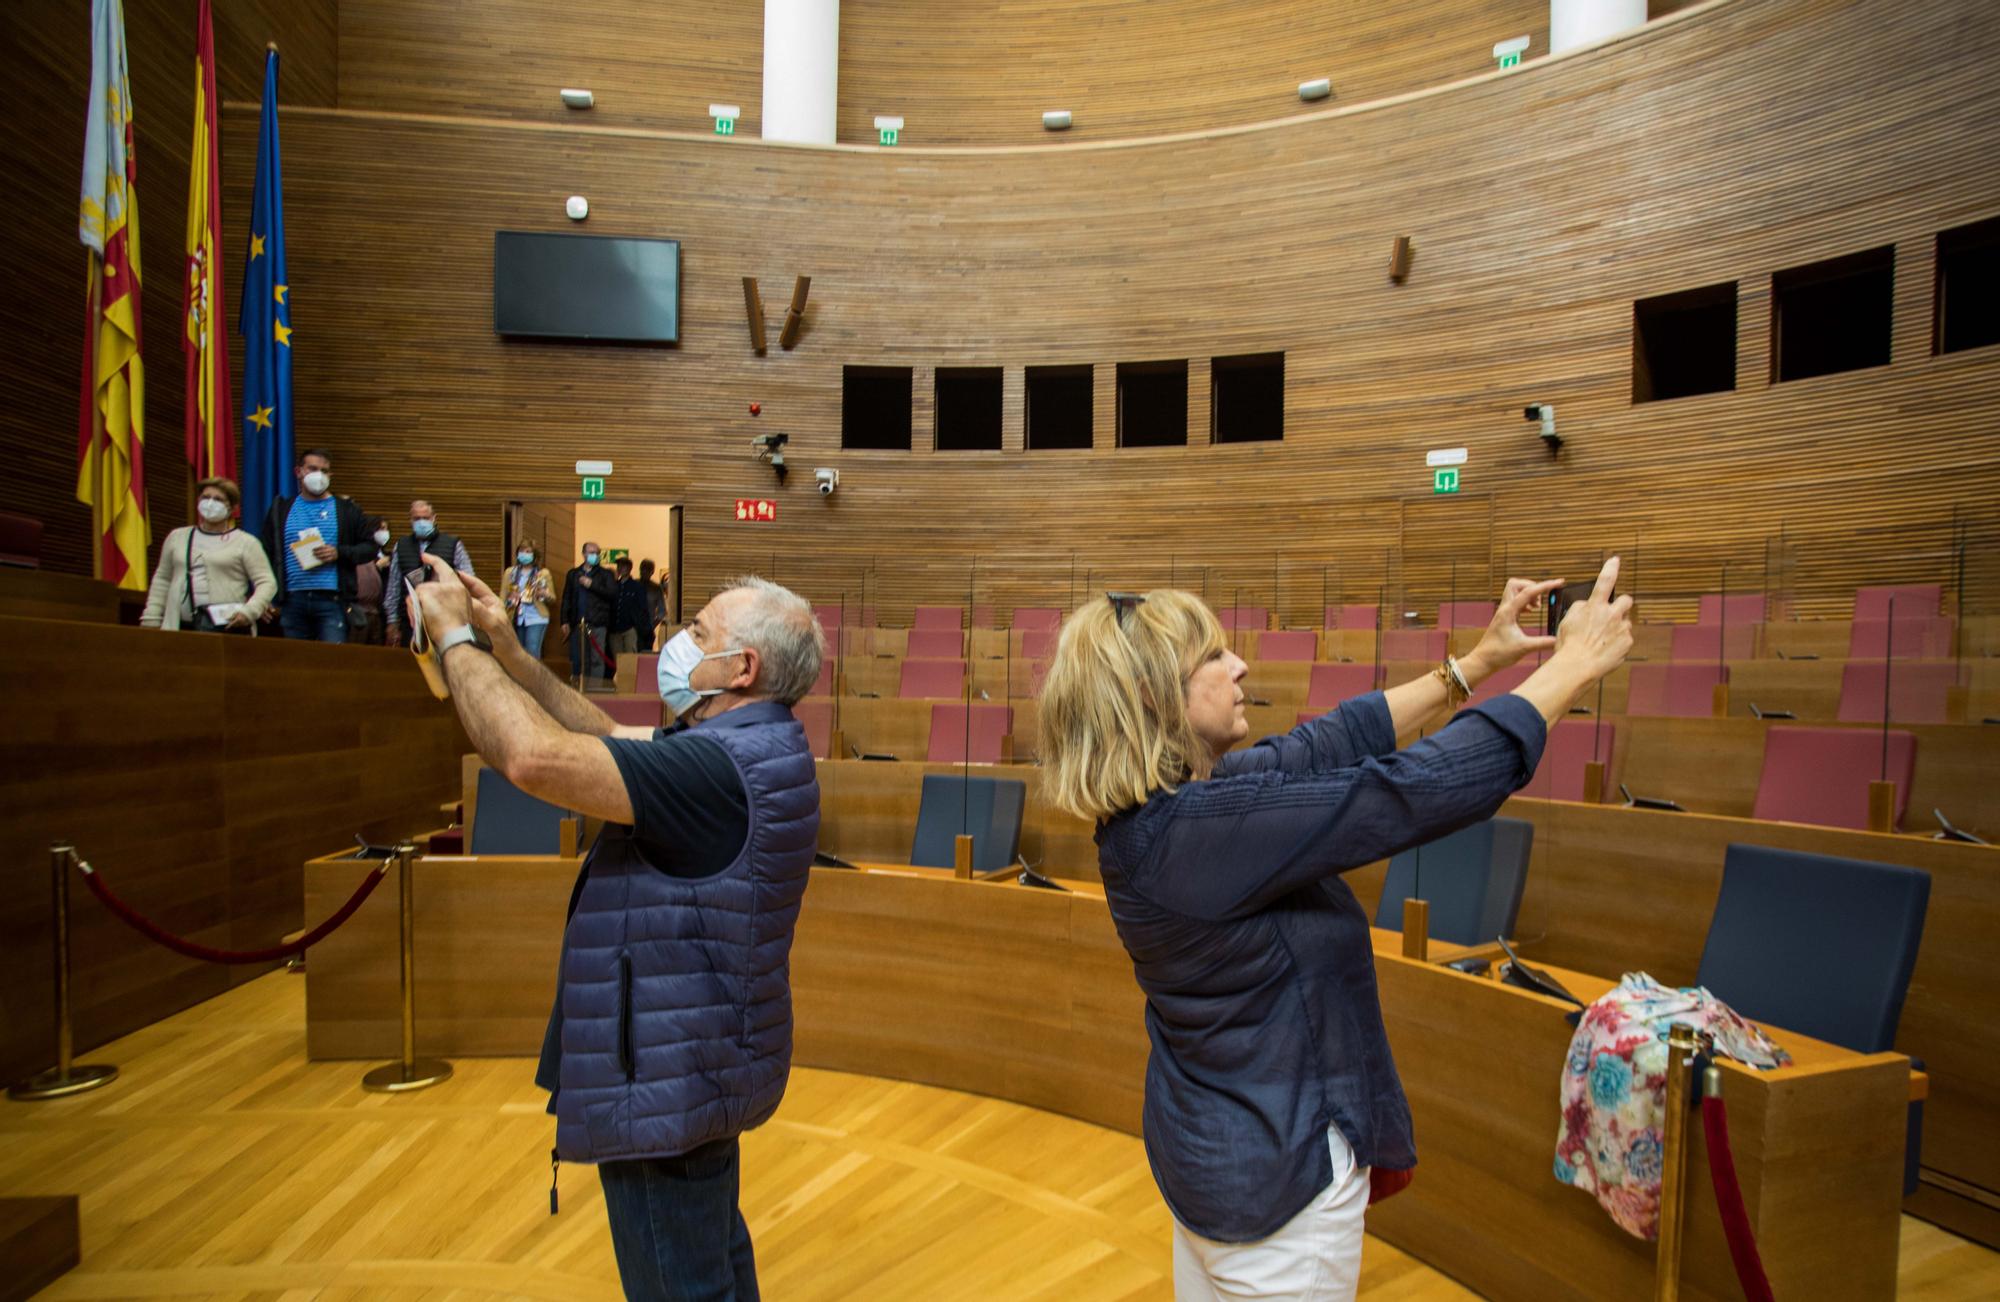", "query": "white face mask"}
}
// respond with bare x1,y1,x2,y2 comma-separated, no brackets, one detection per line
656,628,744,717
197,498,231,523
301,470,330,495
374,529,392,546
